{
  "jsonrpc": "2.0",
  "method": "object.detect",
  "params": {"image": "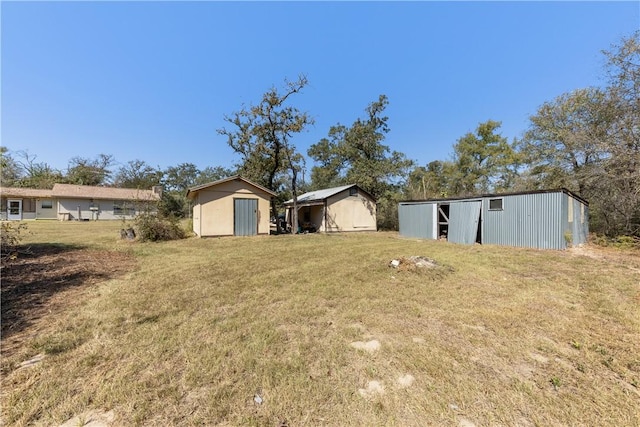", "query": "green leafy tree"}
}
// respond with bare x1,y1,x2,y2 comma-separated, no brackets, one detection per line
217,75,313,232
405,160,454,200
113,159,163,189
12,151,64,189
599,31,640,236
308,95,413,229
0,147,23,187
66,154,114,186
449,120,520,196
194,166,235,186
